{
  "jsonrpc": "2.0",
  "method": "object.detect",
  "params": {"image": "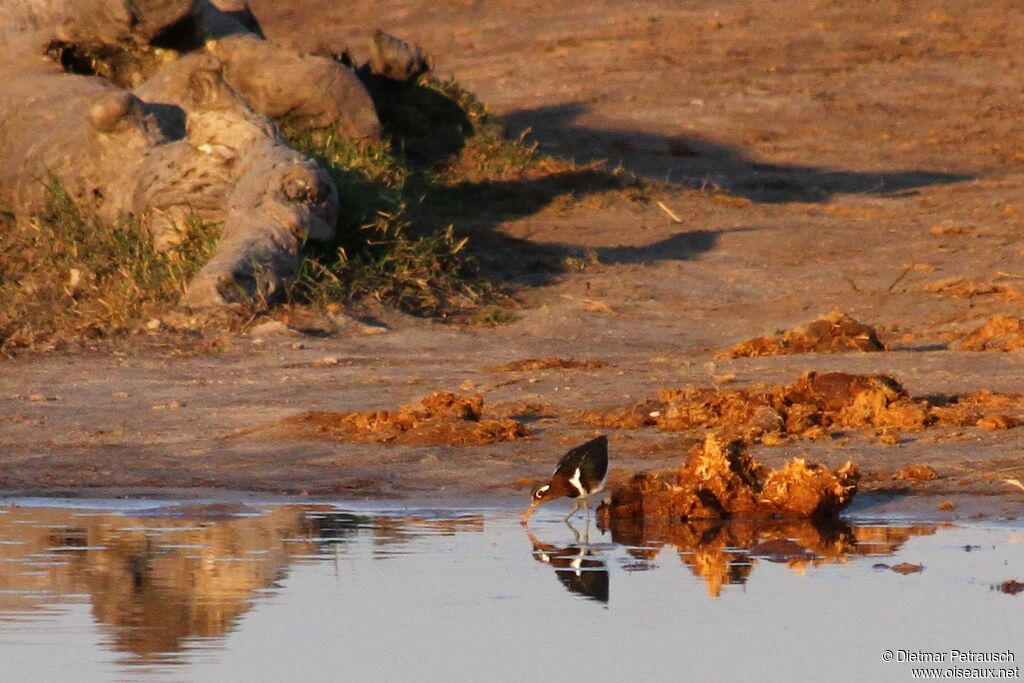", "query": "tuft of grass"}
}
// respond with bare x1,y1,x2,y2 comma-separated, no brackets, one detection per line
284,130,496,317
282,76,541,319
1,77,565,349
0,183,219,352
